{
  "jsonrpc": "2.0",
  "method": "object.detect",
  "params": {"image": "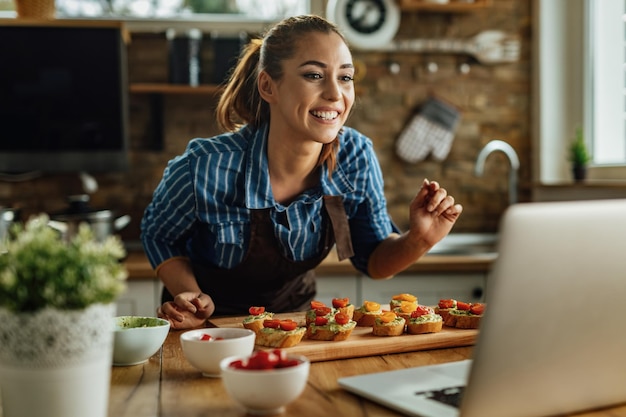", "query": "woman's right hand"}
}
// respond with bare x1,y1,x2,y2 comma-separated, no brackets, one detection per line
157,292,216,330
